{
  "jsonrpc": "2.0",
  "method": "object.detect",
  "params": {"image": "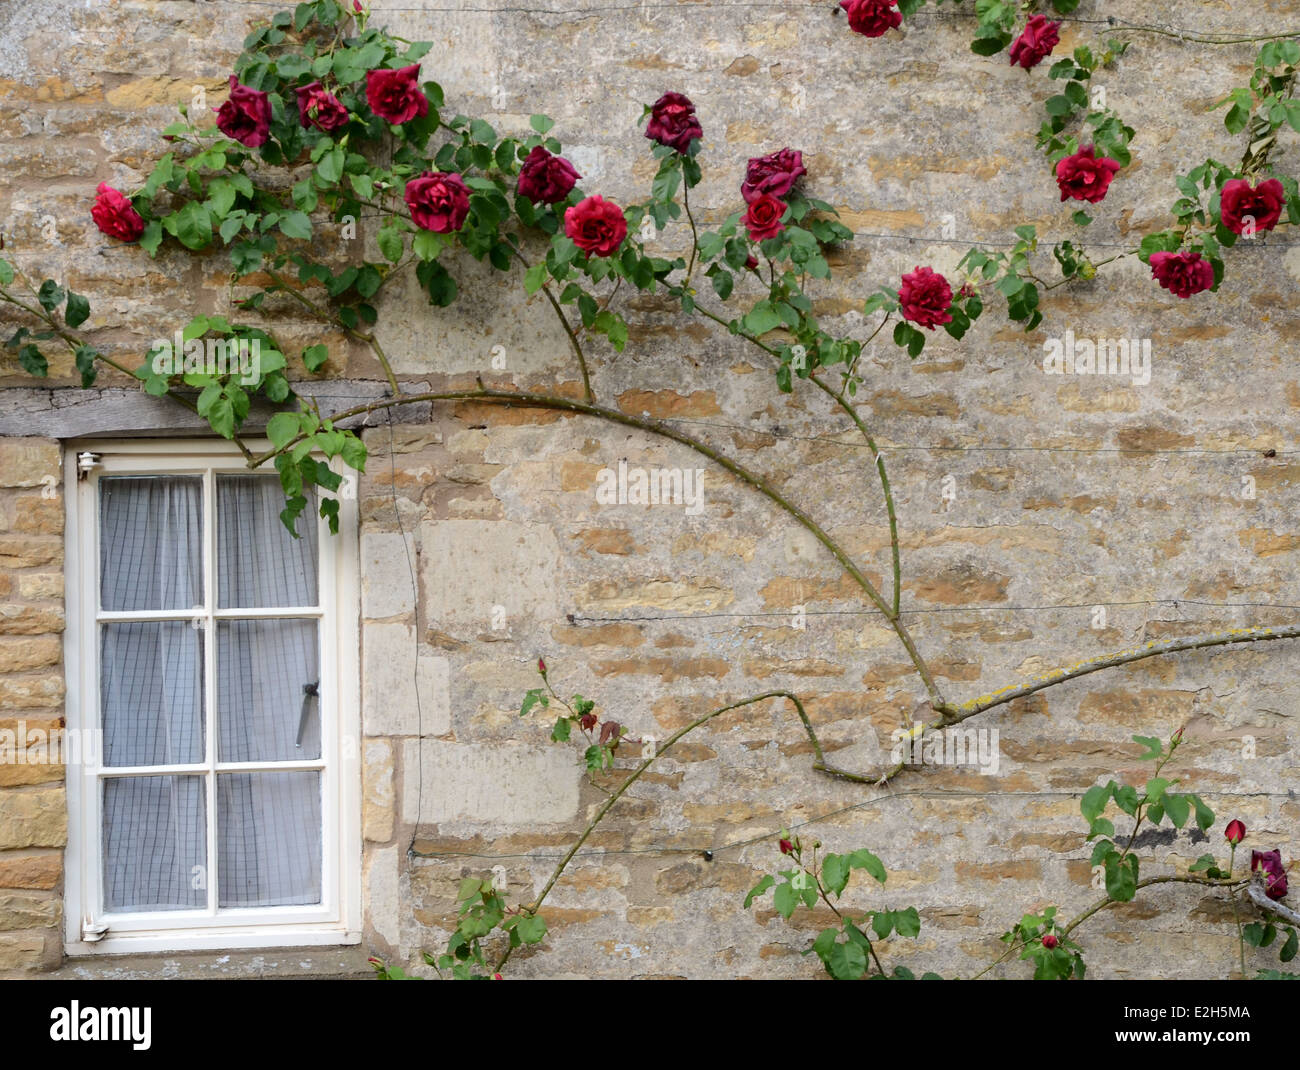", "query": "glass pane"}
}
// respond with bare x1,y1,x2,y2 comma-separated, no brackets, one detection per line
216,619,320,762
102,775,206,912
218,772,321,907
217,475,318,608
100,622,204,766
100,476,203,612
